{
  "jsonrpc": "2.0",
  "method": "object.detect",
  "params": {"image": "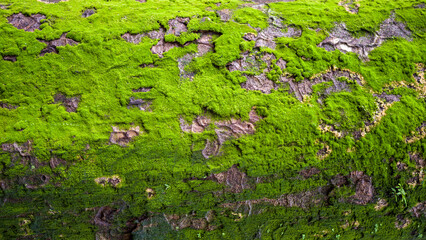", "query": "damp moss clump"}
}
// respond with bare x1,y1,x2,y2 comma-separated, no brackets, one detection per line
0,0,425,239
